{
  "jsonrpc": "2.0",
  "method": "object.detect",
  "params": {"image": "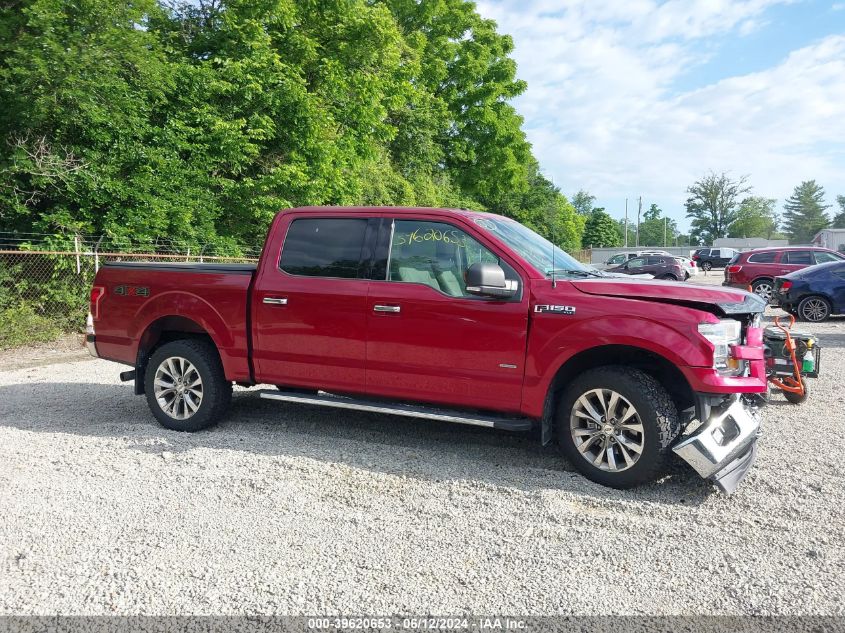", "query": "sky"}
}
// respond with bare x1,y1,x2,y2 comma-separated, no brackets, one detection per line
474,0,845,234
